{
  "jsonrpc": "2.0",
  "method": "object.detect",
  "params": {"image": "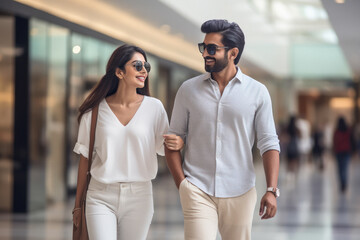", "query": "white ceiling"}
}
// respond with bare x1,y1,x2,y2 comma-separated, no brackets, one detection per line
113,0,355,80
14,0,358,81
158,0,355,80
